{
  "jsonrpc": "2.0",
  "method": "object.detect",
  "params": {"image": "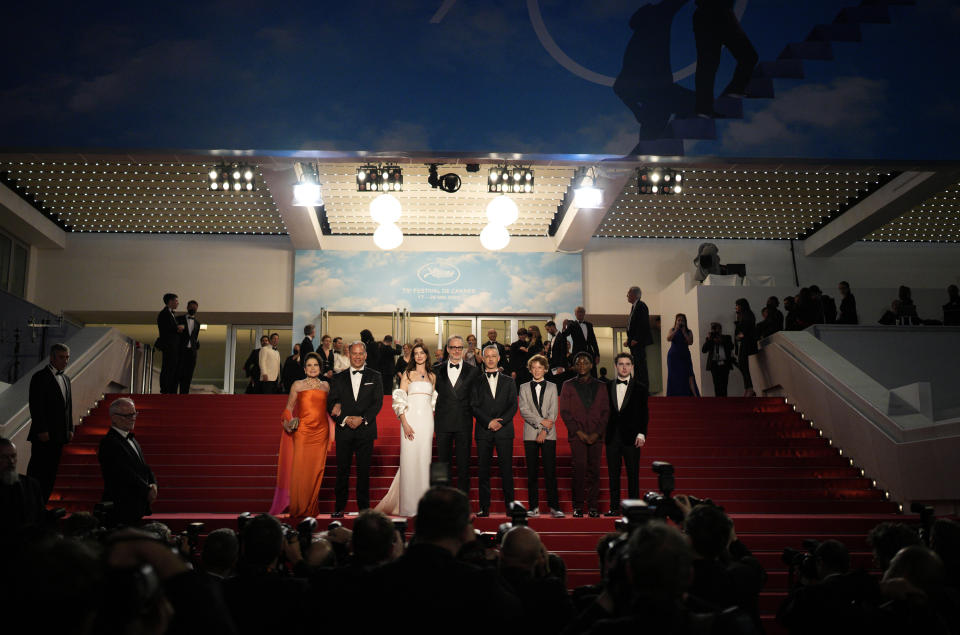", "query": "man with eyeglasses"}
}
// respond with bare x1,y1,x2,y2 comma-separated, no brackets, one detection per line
98,397,157,526
433,335,480,495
